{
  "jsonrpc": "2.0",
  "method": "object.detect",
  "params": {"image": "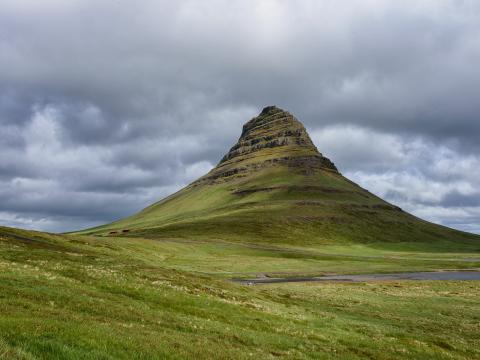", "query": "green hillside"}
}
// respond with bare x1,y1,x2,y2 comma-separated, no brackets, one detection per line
78,106,478,248
1,225,480,359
